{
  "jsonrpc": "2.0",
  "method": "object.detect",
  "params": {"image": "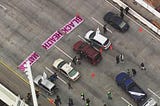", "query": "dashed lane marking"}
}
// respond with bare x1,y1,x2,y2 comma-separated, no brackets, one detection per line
54,45,73,60
121,97,133,106
0,4,7,10
148,88,160,99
